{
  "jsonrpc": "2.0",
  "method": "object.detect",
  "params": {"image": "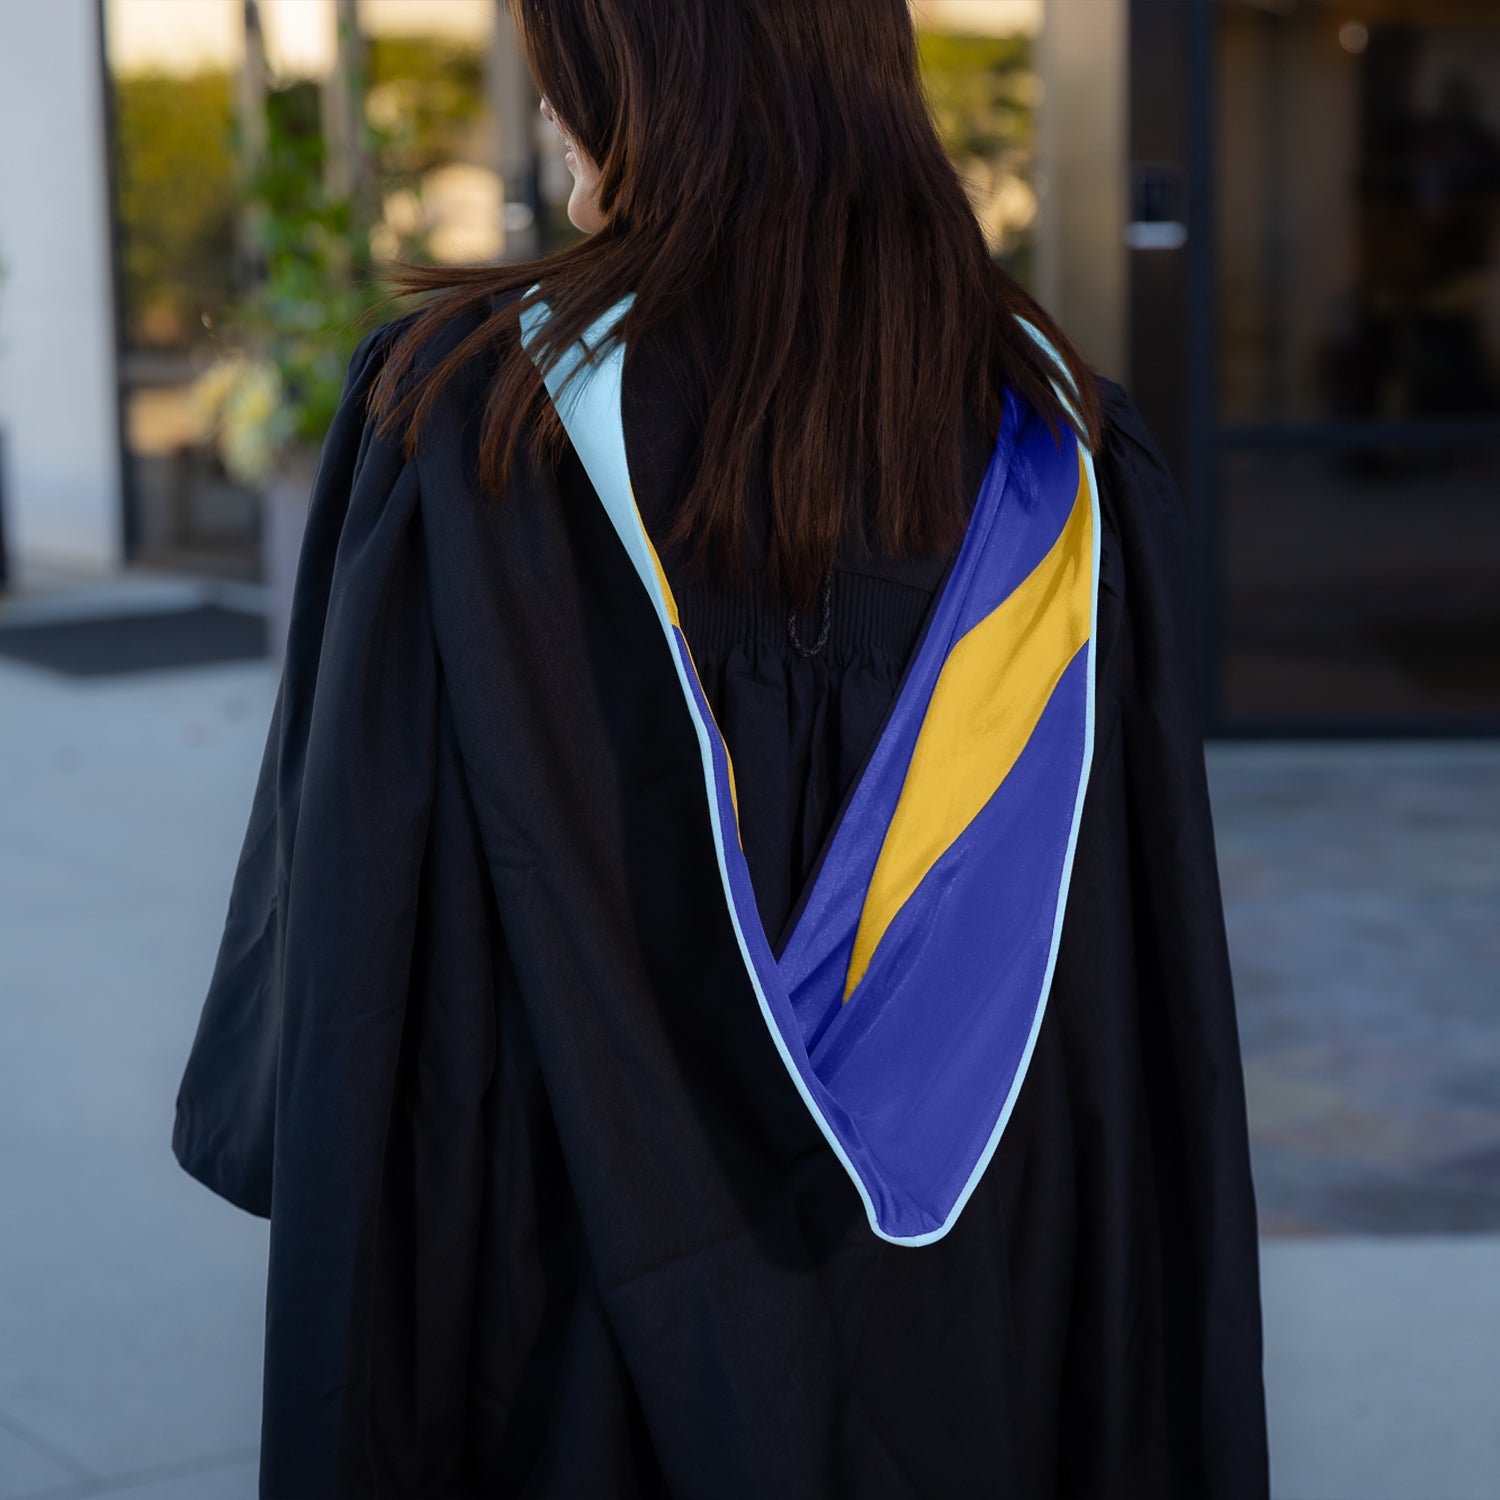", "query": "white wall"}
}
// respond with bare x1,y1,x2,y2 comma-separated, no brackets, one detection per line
0,0,124,579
